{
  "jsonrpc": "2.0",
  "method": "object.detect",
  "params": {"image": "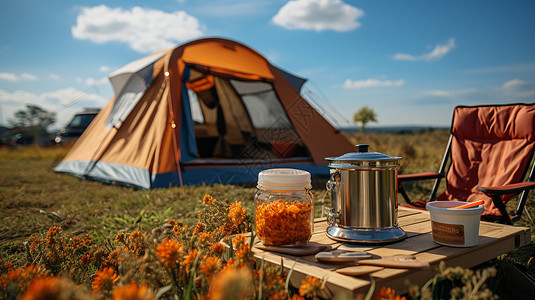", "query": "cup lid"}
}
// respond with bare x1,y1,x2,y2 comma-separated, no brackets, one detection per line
426,201,484,215
258,168,311,190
